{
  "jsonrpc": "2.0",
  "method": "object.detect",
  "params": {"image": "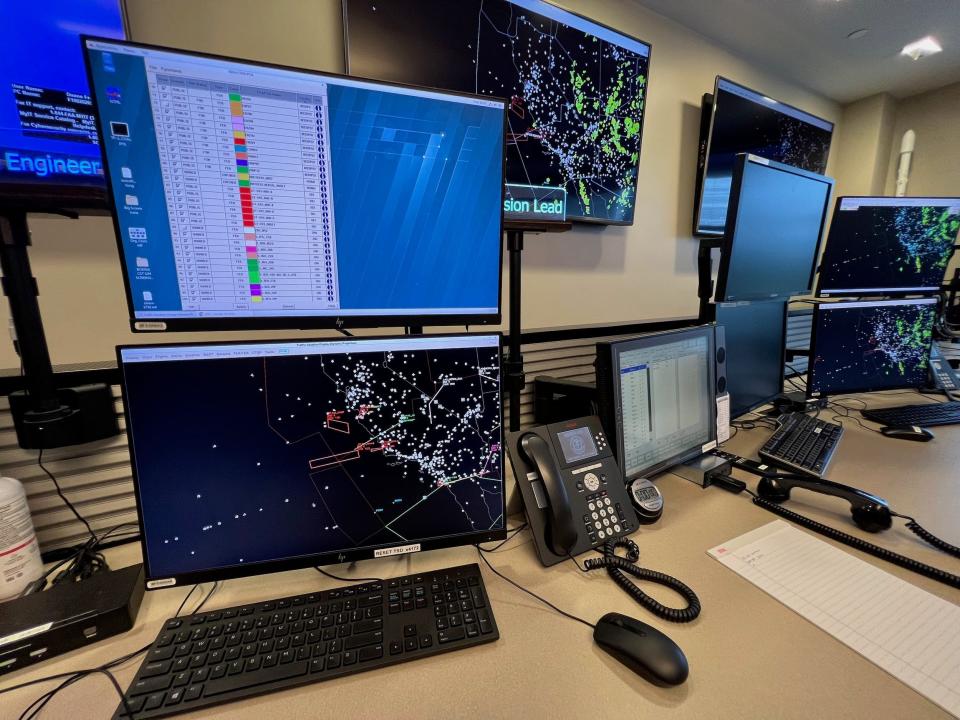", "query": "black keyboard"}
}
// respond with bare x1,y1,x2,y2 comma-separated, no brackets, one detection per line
861,401,960,428
116,563,498,719
758,413,843,478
